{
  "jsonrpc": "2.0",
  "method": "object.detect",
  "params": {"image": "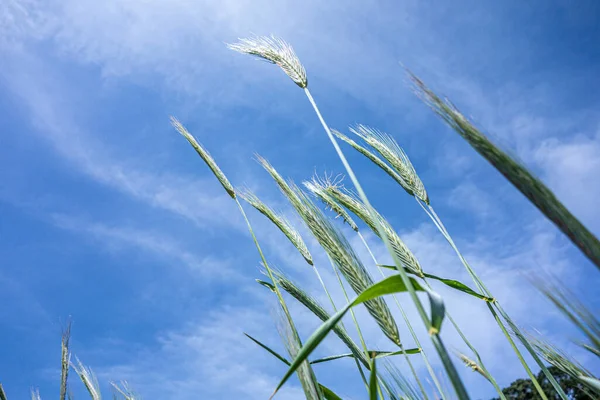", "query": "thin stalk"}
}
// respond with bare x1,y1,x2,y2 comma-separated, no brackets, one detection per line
420,199,565,400
303,87,470,399
358,231,438,400
421,281,507,400
313,264,370,388
235,198,322,396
